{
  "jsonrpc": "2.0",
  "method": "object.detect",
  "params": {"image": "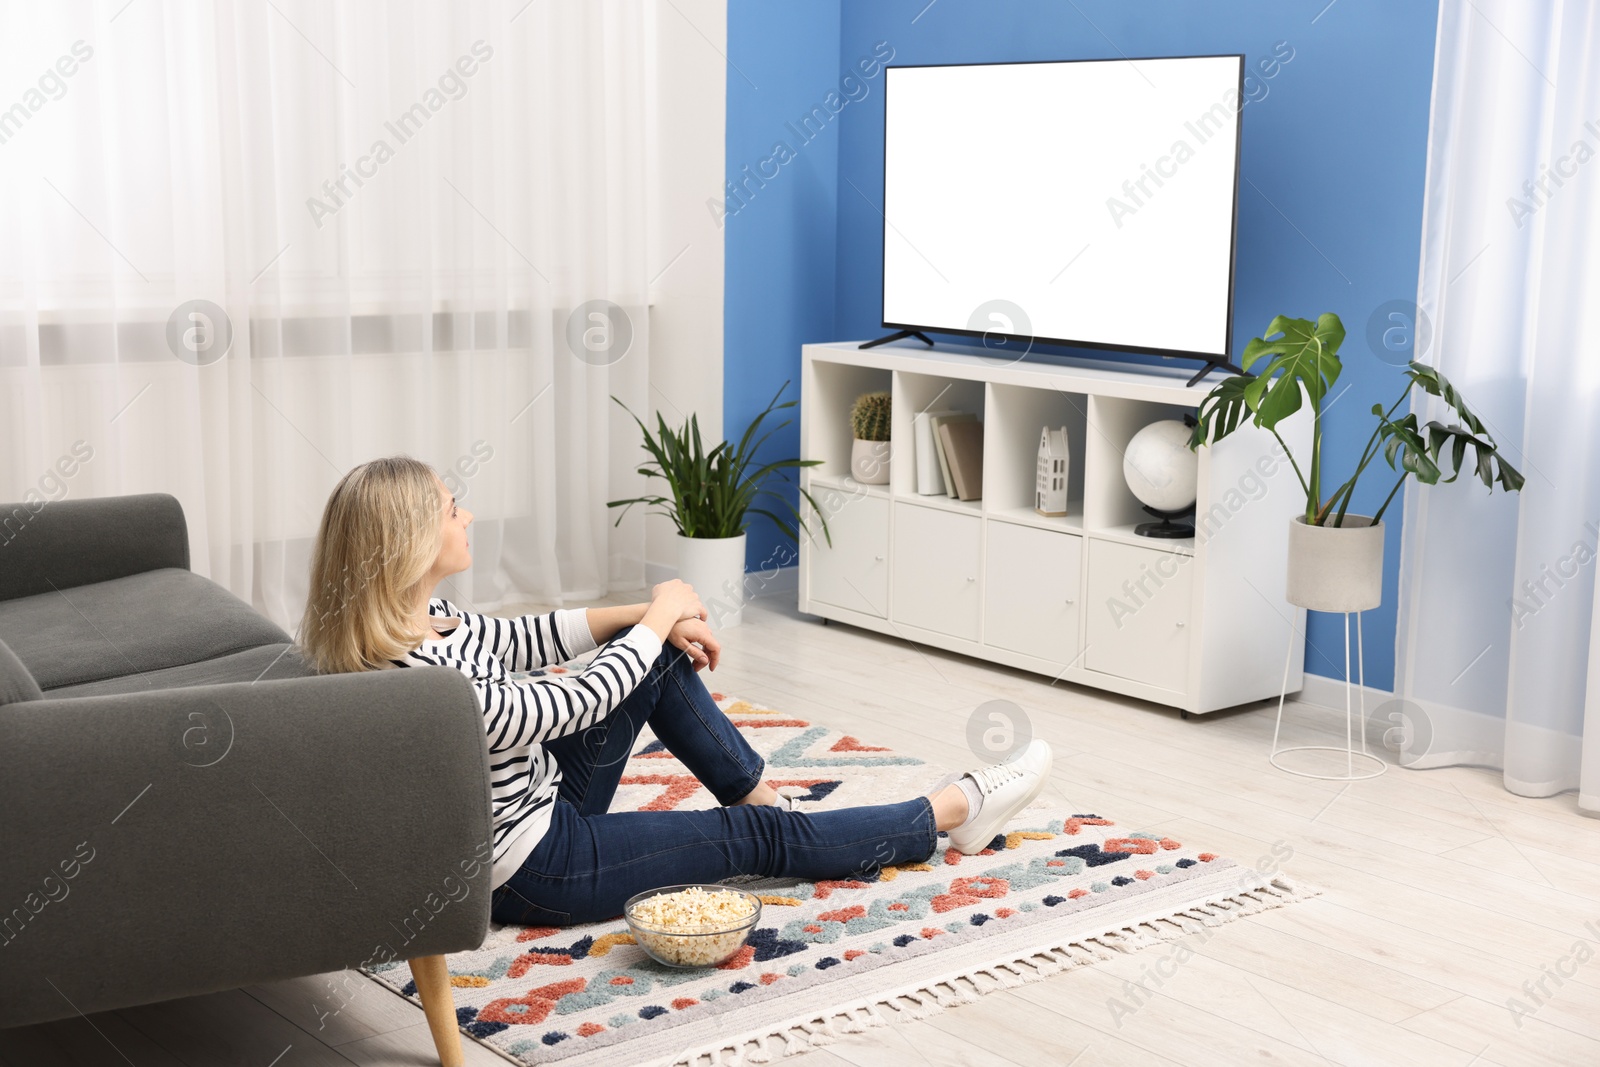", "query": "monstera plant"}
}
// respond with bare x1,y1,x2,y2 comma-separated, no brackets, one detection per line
1188,313,1524,527
1188,312,1523,616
